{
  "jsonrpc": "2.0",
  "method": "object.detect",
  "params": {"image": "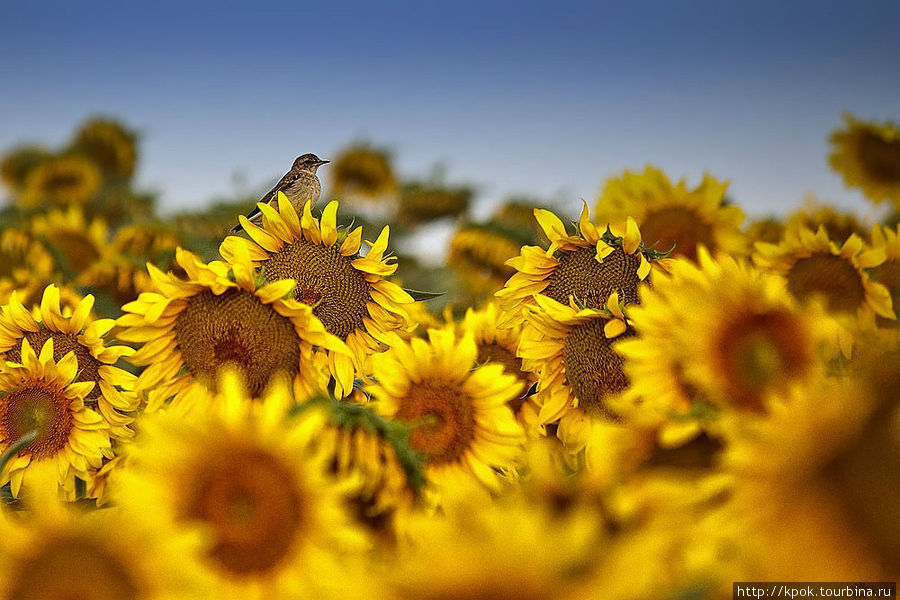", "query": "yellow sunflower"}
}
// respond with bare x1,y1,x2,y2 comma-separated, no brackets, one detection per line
744,216,785,245
30,206,109,278
0,229,54,305
330,143,397,202
594,165,746,260
115,371,367,599
496,204,665,329
70,116,138,179
785,197,869,244
117,245,350,411
518,292,632,455
0,337,111,497
367,328,525,493
19,154,102,208
0,285,137,438
0,465,207,600
753,225,894,343
868,223,900,329
0,144,52,192
617,248,836,433
447,224,521,296
398,181,472,225
220,194,413,398
829,112,900,205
